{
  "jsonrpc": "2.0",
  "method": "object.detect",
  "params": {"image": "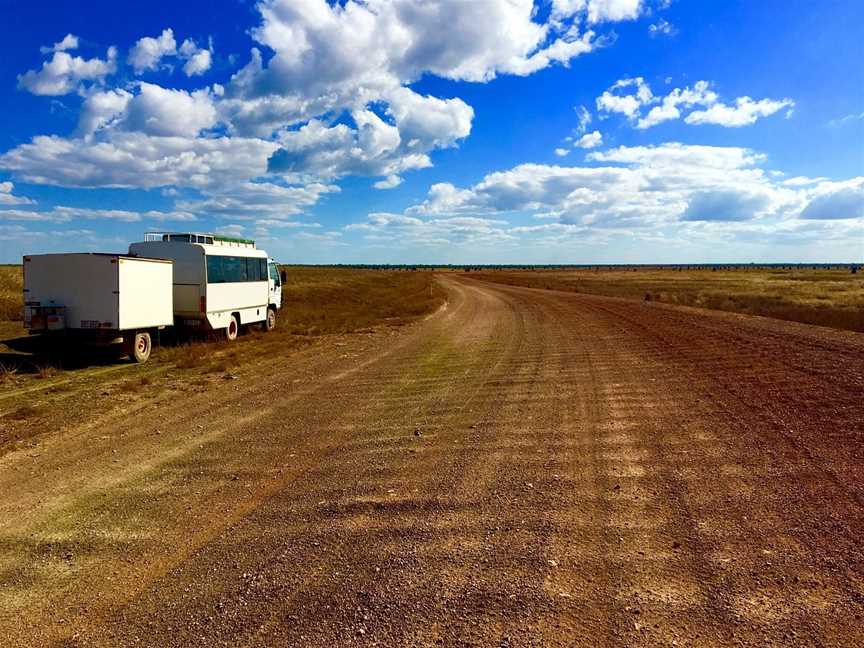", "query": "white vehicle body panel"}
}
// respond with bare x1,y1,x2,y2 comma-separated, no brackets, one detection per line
129,241,205,317
23,253,173,331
